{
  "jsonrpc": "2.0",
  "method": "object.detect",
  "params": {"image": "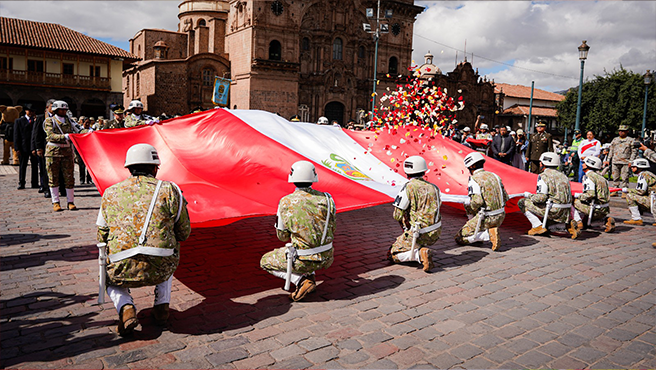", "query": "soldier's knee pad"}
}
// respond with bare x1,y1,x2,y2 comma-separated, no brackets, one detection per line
517,198,526,212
